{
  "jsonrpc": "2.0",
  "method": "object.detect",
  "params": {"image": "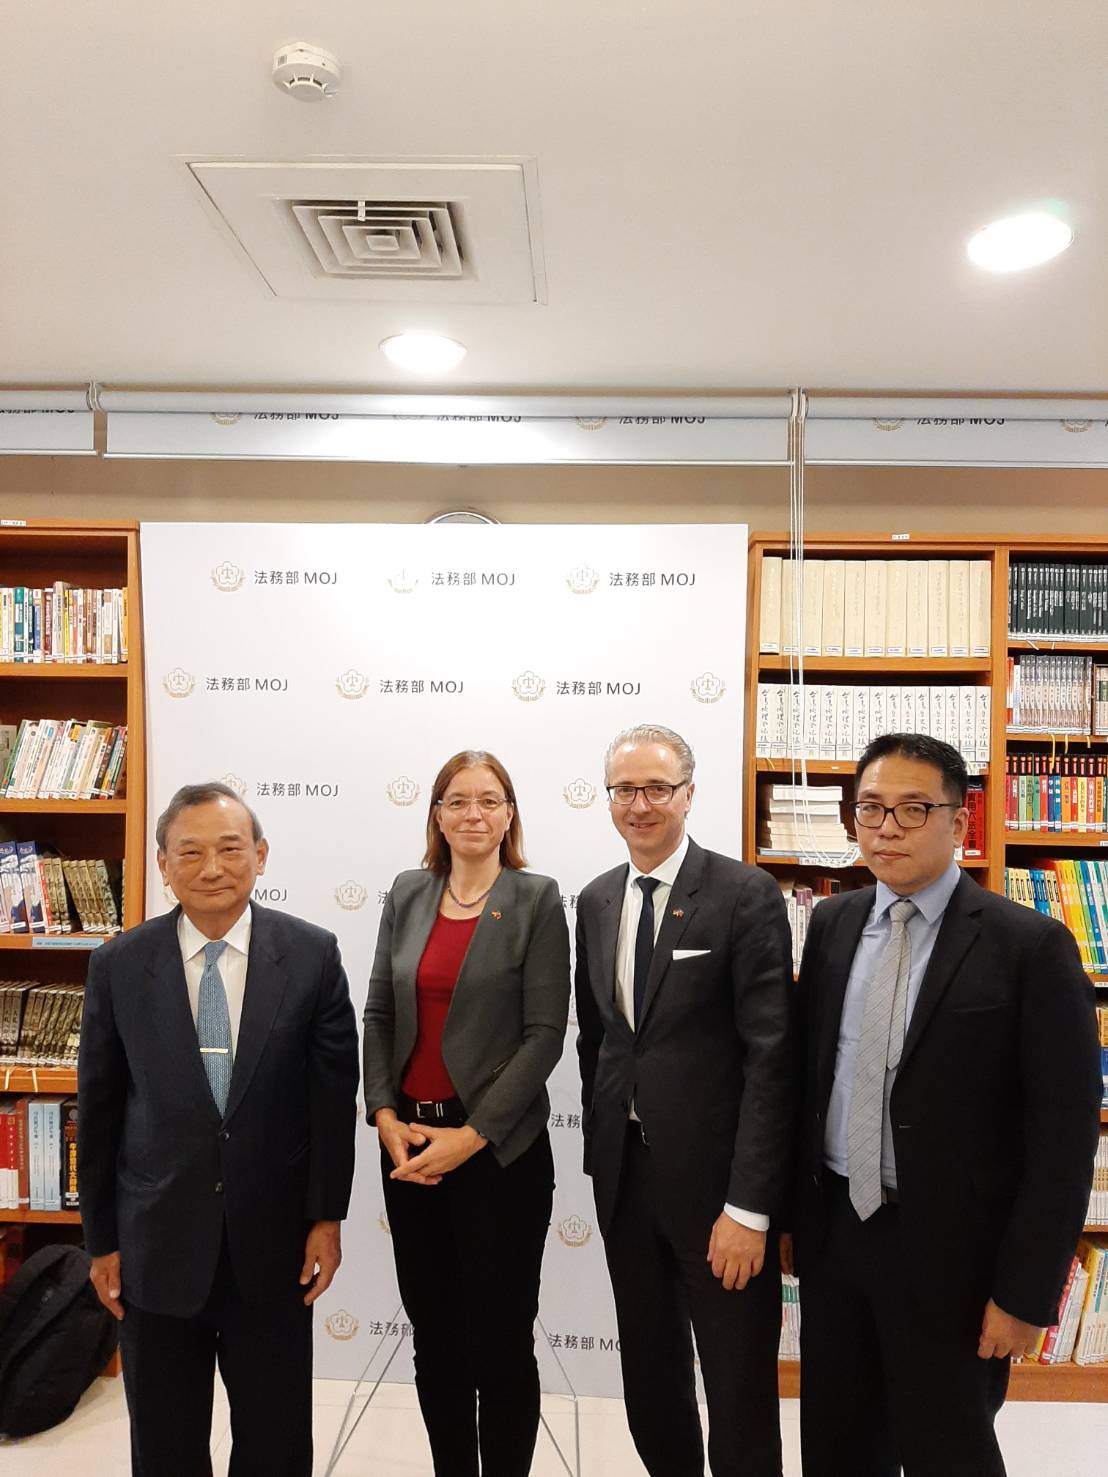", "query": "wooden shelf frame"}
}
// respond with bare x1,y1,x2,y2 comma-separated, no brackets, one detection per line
747,532,1108,1402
